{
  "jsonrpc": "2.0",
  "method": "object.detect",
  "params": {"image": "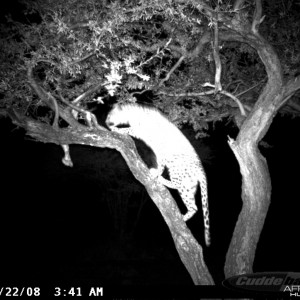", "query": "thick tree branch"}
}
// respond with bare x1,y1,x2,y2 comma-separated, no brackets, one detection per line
7,110,213,285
